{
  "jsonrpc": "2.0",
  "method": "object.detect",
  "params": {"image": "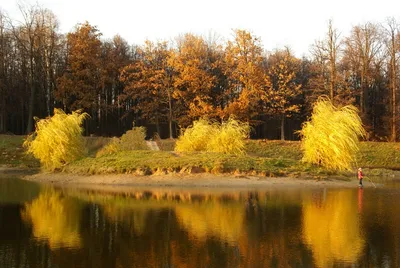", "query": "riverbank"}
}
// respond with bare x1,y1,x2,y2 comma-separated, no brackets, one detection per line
2,135,400,185
22,171,369,189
